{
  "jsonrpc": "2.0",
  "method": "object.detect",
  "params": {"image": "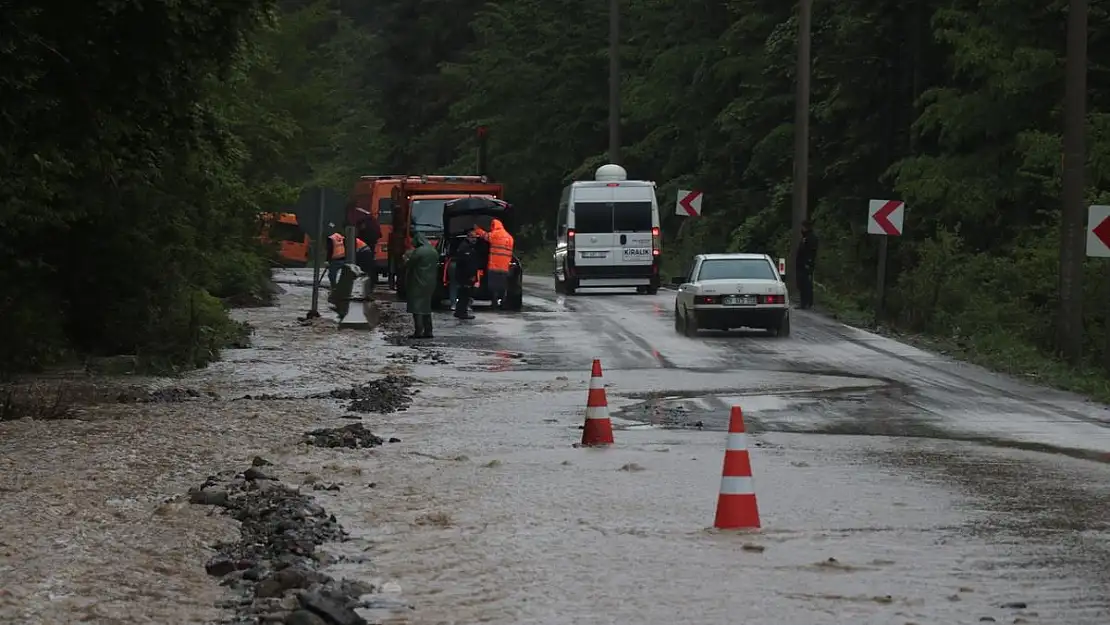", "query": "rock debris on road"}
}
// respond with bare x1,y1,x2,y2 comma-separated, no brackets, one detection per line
189,462,370,625
302,423,385,449
1,267,1108,625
